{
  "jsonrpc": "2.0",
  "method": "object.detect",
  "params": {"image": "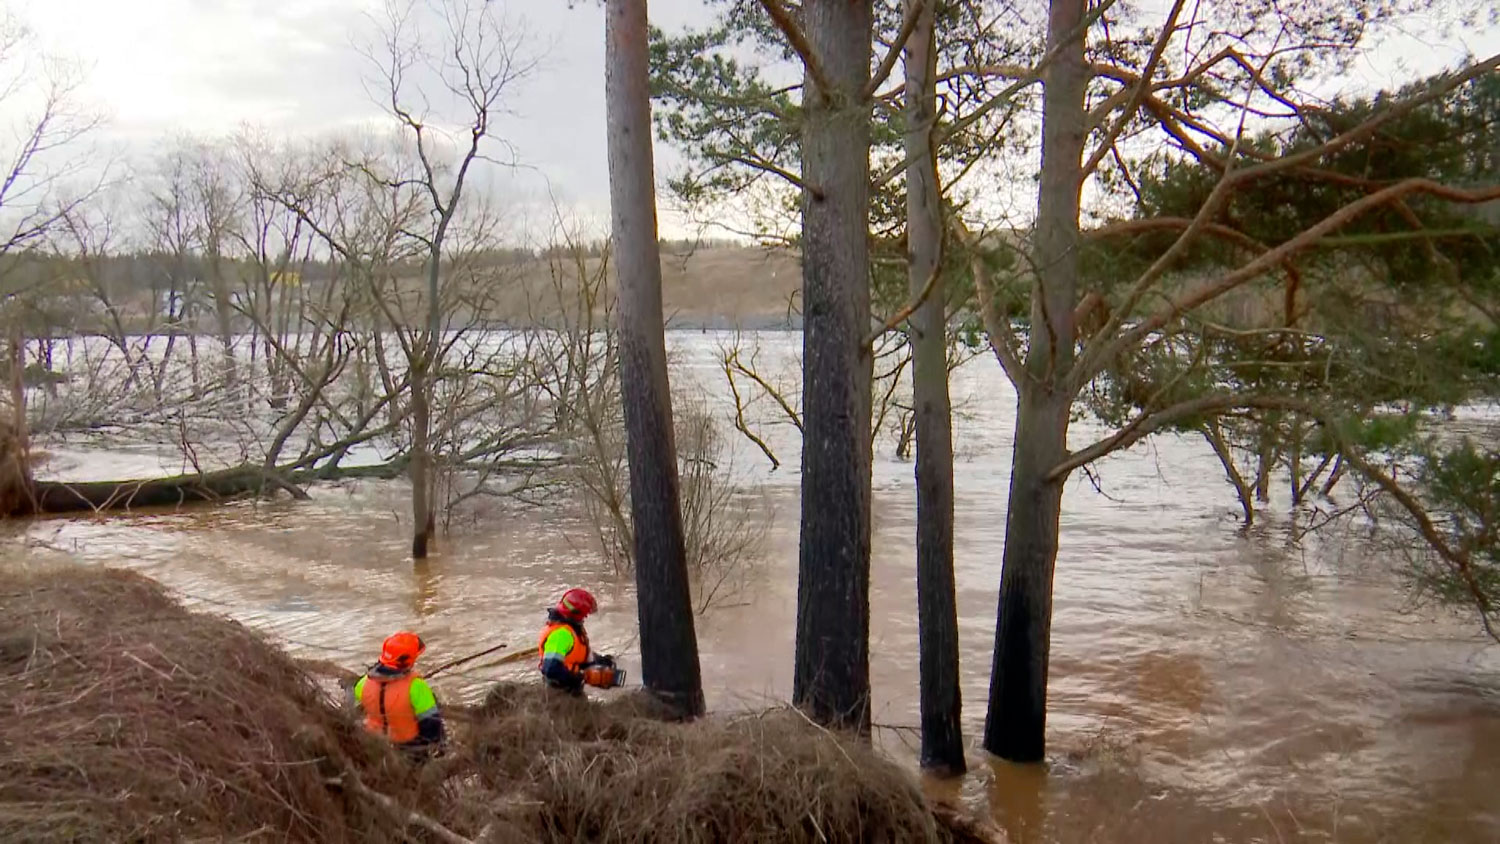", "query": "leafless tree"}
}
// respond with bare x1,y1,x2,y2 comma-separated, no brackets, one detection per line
360,0,534,559
0,13,100,277
0,11,100,510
